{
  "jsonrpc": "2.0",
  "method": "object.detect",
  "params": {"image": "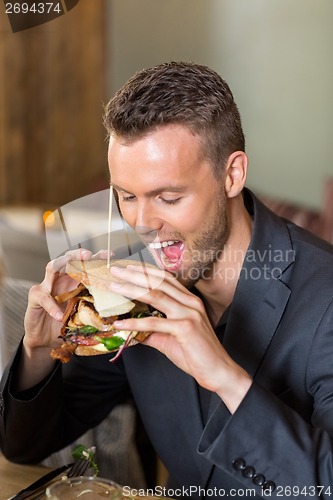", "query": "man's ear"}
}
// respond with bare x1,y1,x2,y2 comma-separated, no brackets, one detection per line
224,151,248,199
